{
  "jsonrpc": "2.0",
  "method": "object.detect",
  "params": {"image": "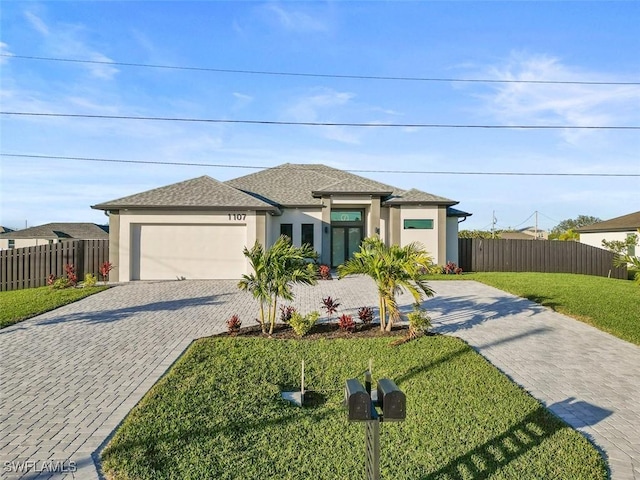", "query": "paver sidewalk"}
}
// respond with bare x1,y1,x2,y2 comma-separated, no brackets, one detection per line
427,280,640,480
